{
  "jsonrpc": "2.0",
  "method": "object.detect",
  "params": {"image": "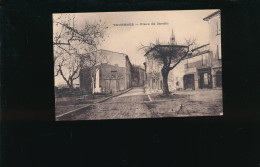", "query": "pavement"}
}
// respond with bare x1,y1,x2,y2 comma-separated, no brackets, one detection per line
56,87,135,120
147,89,223,117
57,87,153,120
56,87,223,121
